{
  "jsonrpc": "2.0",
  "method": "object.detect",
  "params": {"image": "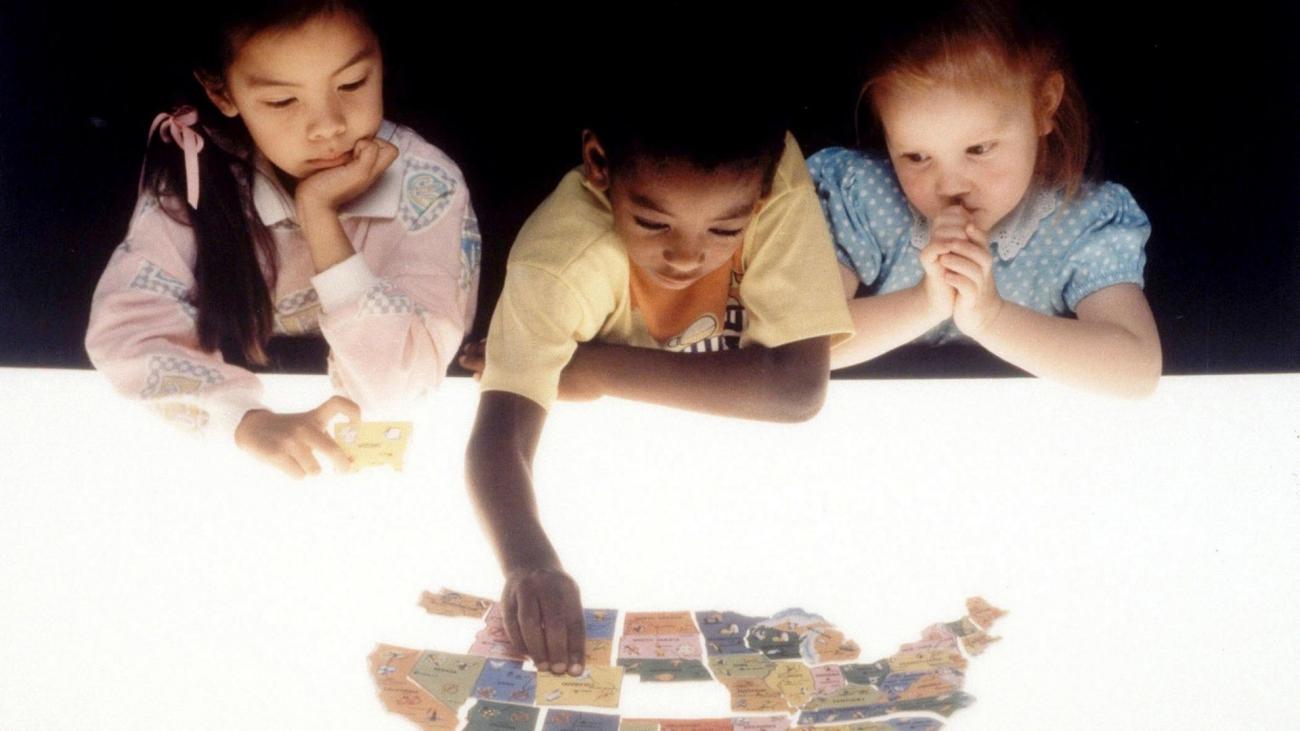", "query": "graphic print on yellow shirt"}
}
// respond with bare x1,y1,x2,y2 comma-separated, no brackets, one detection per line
628,247,745,352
